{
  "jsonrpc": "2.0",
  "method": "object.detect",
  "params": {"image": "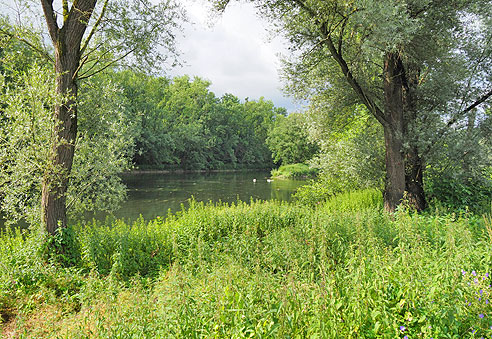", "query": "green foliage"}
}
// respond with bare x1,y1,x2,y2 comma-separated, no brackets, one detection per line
424,110,492,213
271,163,318,179
45,226,82,268
322,189,383,213
425,168,492,214
1,199,492,337
266,113,318,165
68,74,138,216
0,63,54,224
305,108,385,196
0,42,135,224
294,185,383,212
118,73,284,170
292,180,334,206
